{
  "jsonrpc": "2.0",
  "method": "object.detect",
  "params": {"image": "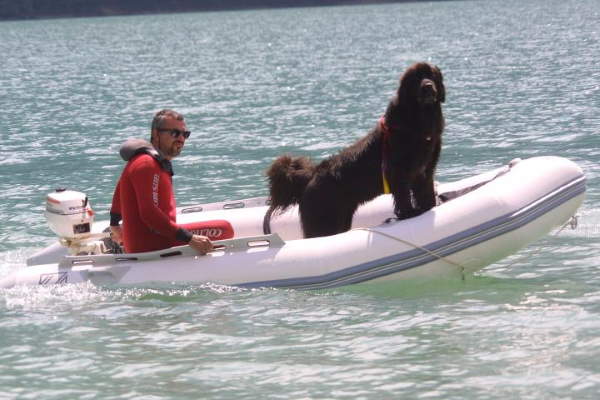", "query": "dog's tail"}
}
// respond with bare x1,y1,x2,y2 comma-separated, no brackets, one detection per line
263,155,315,234
266,155,315,212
